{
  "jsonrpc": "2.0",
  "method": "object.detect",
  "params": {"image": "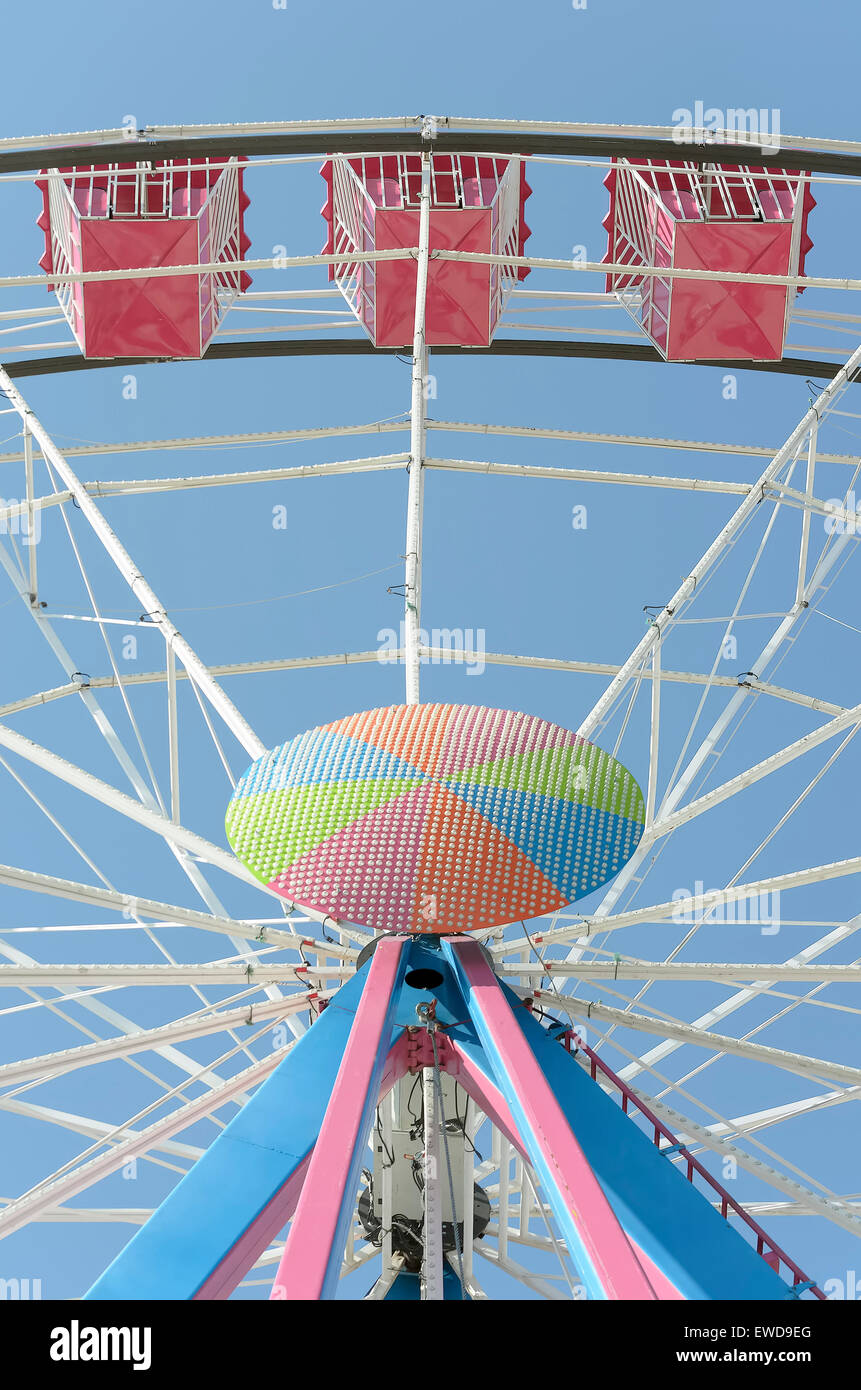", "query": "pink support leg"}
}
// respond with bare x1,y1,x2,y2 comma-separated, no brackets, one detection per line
270,935,407,1300
447,1039,684,1299
448,937,658,1301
